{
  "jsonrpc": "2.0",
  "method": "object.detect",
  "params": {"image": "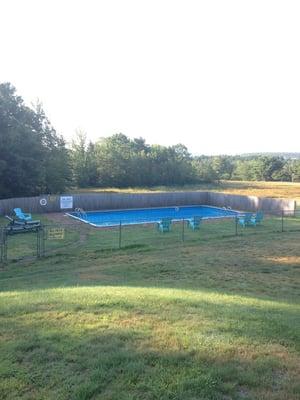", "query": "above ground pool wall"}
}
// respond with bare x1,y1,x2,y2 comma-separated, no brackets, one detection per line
0,191,296,215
